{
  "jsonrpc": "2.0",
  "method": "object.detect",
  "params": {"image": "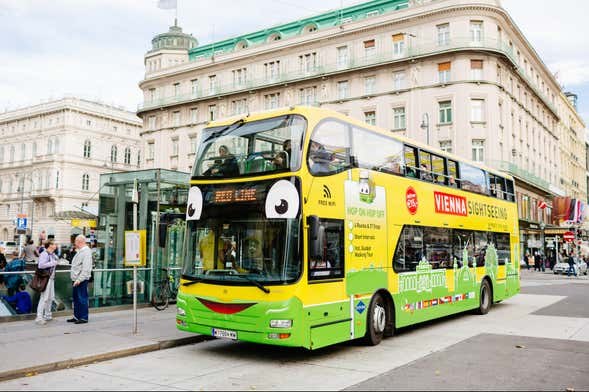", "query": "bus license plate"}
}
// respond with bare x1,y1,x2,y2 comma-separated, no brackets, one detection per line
212,328,237,340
